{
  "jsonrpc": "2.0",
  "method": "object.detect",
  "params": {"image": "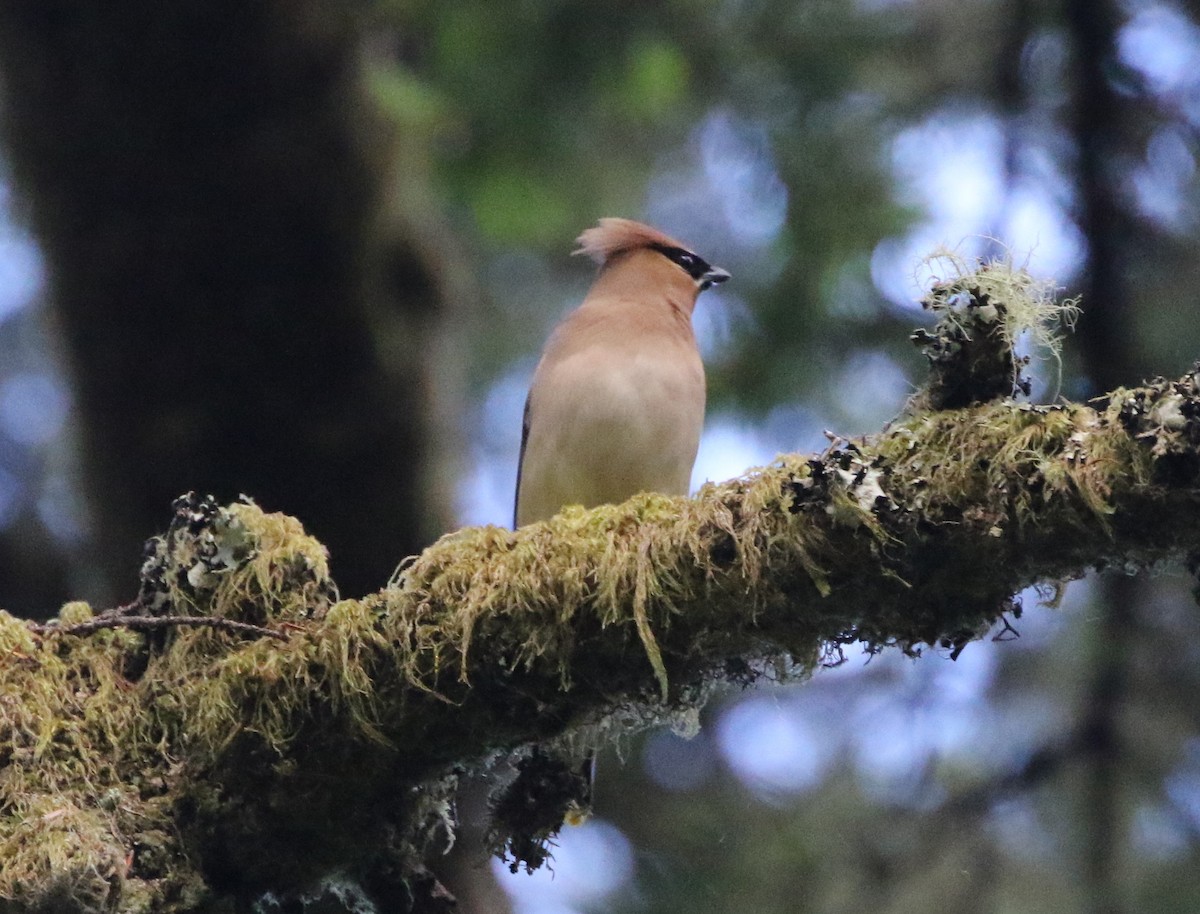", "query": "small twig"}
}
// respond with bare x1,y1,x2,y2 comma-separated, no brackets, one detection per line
29,614,289,641
991,615,1021,642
